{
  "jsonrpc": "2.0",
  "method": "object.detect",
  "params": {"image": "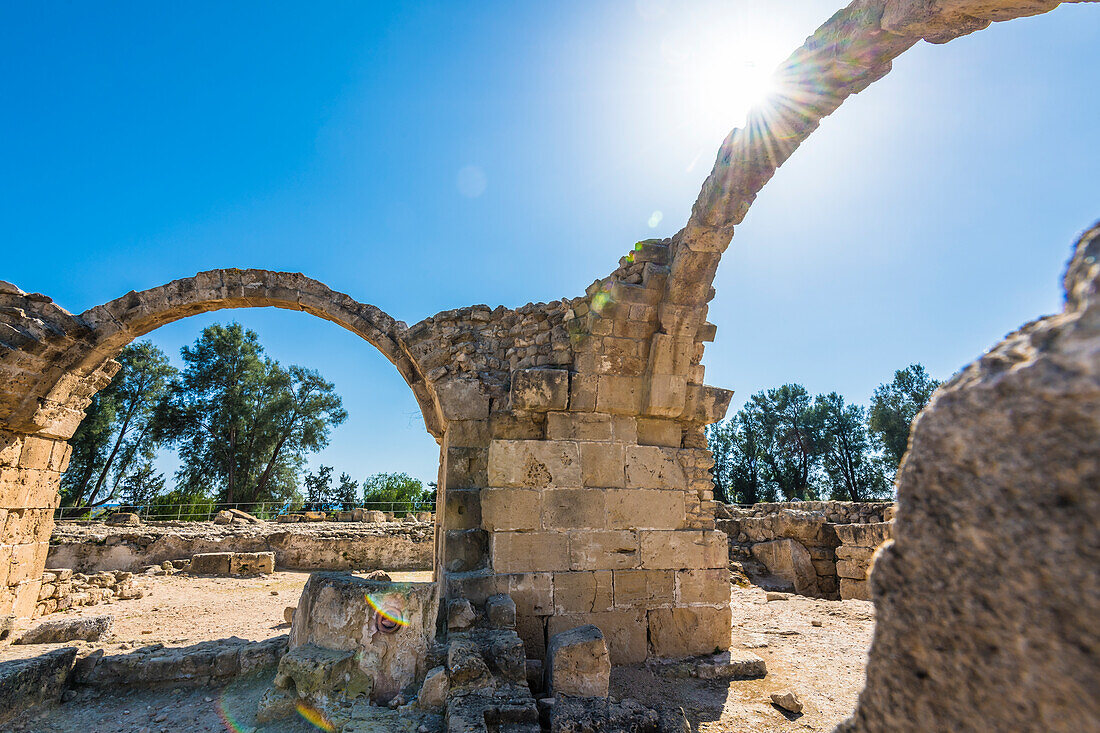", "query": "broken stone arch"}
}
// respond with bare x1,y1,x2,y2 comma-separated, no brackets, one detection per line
1,2,1098,723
